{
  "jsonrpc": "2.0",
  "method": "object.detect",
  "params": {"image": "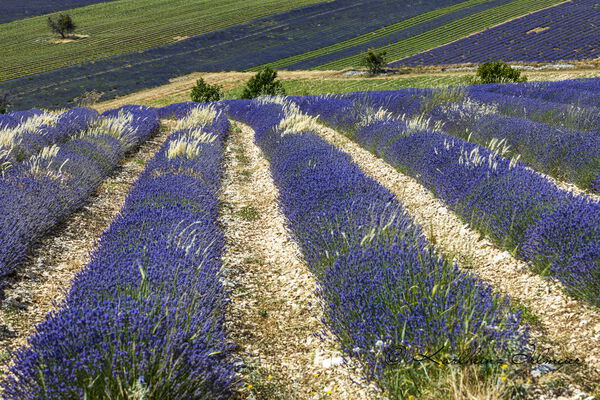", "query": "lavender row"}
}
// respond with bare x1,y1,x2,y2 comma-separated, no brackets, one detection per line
1,107,99,166
465,87,600,133
292,95,600,307
424,101,600,192
392,0,600,66
0,0,117,24
282,0,515,69
475,78,600,109
327,88,600,190
0,105,159,282
226,97,528,397
339,85,600,135
3,106,236,399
